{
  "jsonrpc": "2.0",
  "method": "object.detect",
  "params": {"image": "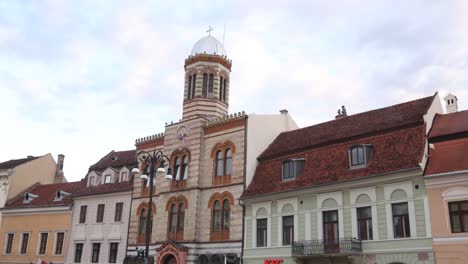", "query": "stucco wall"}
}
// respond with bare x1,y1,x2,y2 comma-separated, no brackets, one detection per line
0,209,71,264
